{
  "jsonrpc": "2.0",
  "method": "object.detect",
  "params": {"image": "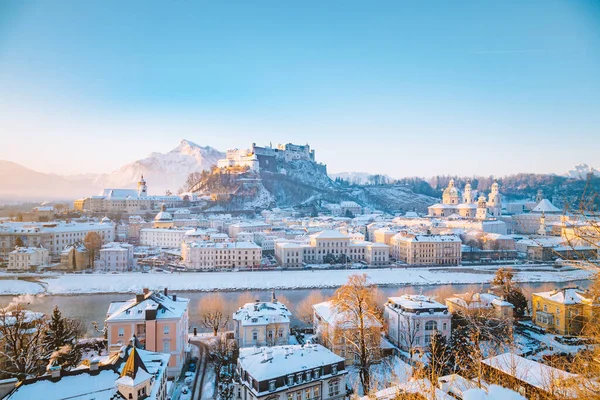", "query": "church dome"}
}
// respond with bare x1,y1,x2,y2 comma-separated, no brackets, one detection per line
100,216,111,224
442,179,461,197
154,203,173,221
